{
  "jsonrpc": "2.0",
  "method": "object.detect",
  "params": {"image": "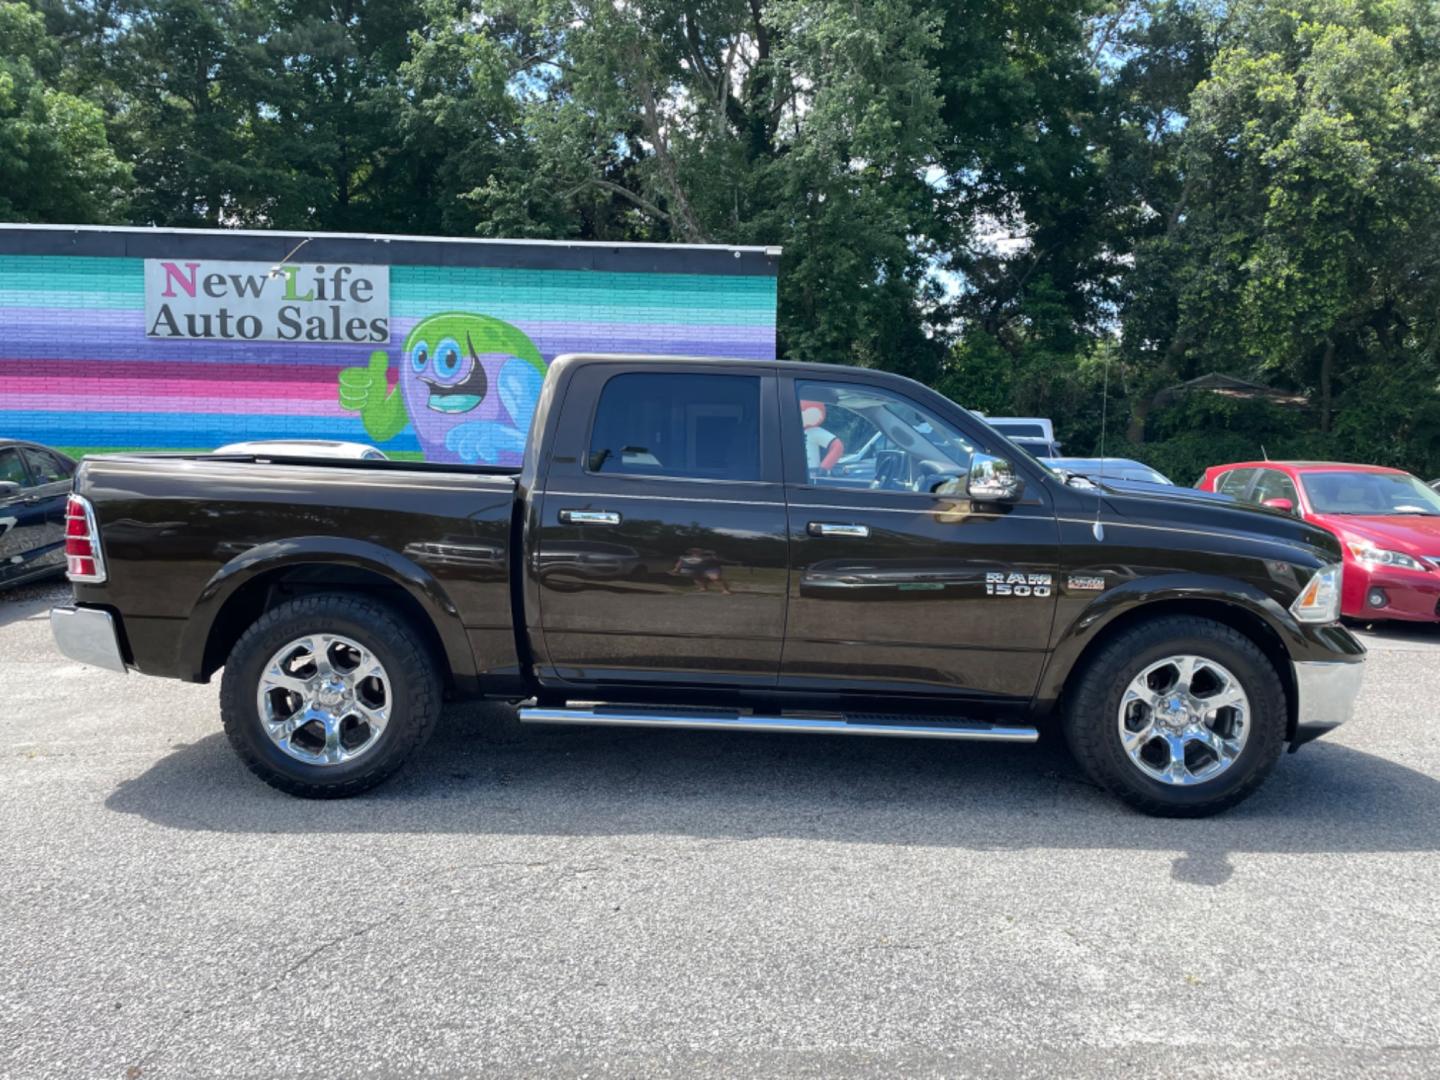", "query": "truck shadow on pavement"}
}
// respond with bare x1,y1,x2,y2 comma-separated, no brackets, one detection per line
106,701,1437,887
